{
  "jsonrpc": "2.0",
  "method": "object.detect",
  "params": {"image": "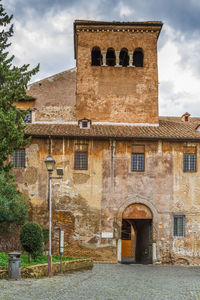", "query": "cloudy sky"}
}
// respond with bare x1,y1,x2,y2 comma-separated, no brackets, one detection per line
2,0,200,117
